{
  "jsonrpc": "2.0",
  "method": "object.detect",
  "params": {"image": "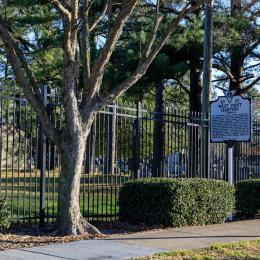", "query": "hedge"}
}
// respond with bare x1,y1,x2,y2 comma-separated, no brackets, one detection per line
235,179,260,218
119,178,235,227
0,197,11,229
